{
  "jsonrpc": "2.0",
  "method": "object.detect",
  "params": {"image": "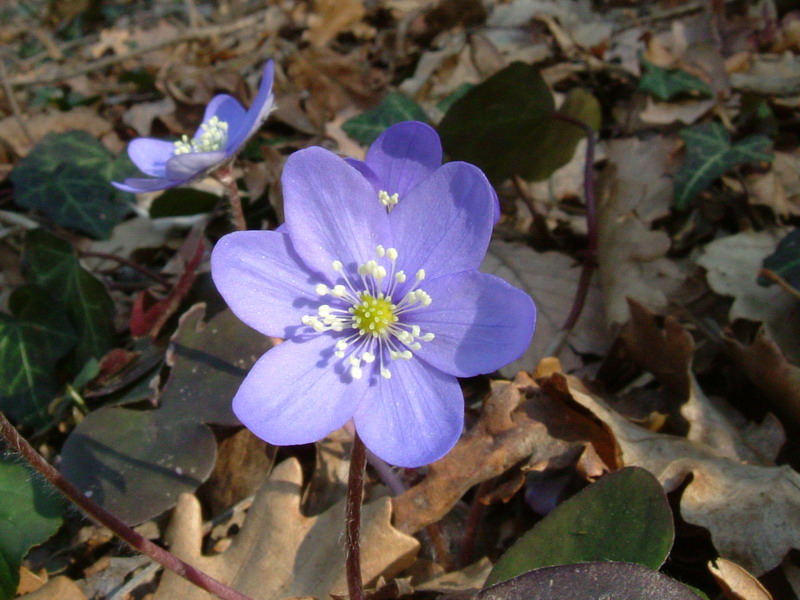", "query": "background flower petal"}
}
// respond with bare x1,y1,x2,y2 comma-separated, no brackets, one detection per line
111,177,177,193
126,138,175,178
389,161,494,280
211,230,322,338
227,60,274,151
411,271,536,377
165,150,227,181
234,334,366,446
354,359,462,467
283,147,391,276
364,121,441,197
200,94,246,131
